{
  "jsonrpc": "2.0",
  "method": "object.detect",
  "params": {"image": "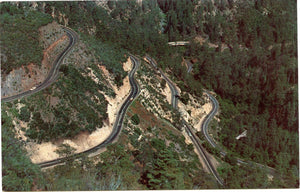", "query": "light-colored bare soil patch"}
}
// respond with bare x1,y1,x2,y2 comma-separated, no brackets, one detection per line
136,59,174,122
100,58,132,126
194,35,228,52
181,129,209,173
27,58,133,164
176,90,221,172
141,56,221,174
181,121,220,173
162,85,172,105
204,149,220,170
178,92,212,132
267,174,274,181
